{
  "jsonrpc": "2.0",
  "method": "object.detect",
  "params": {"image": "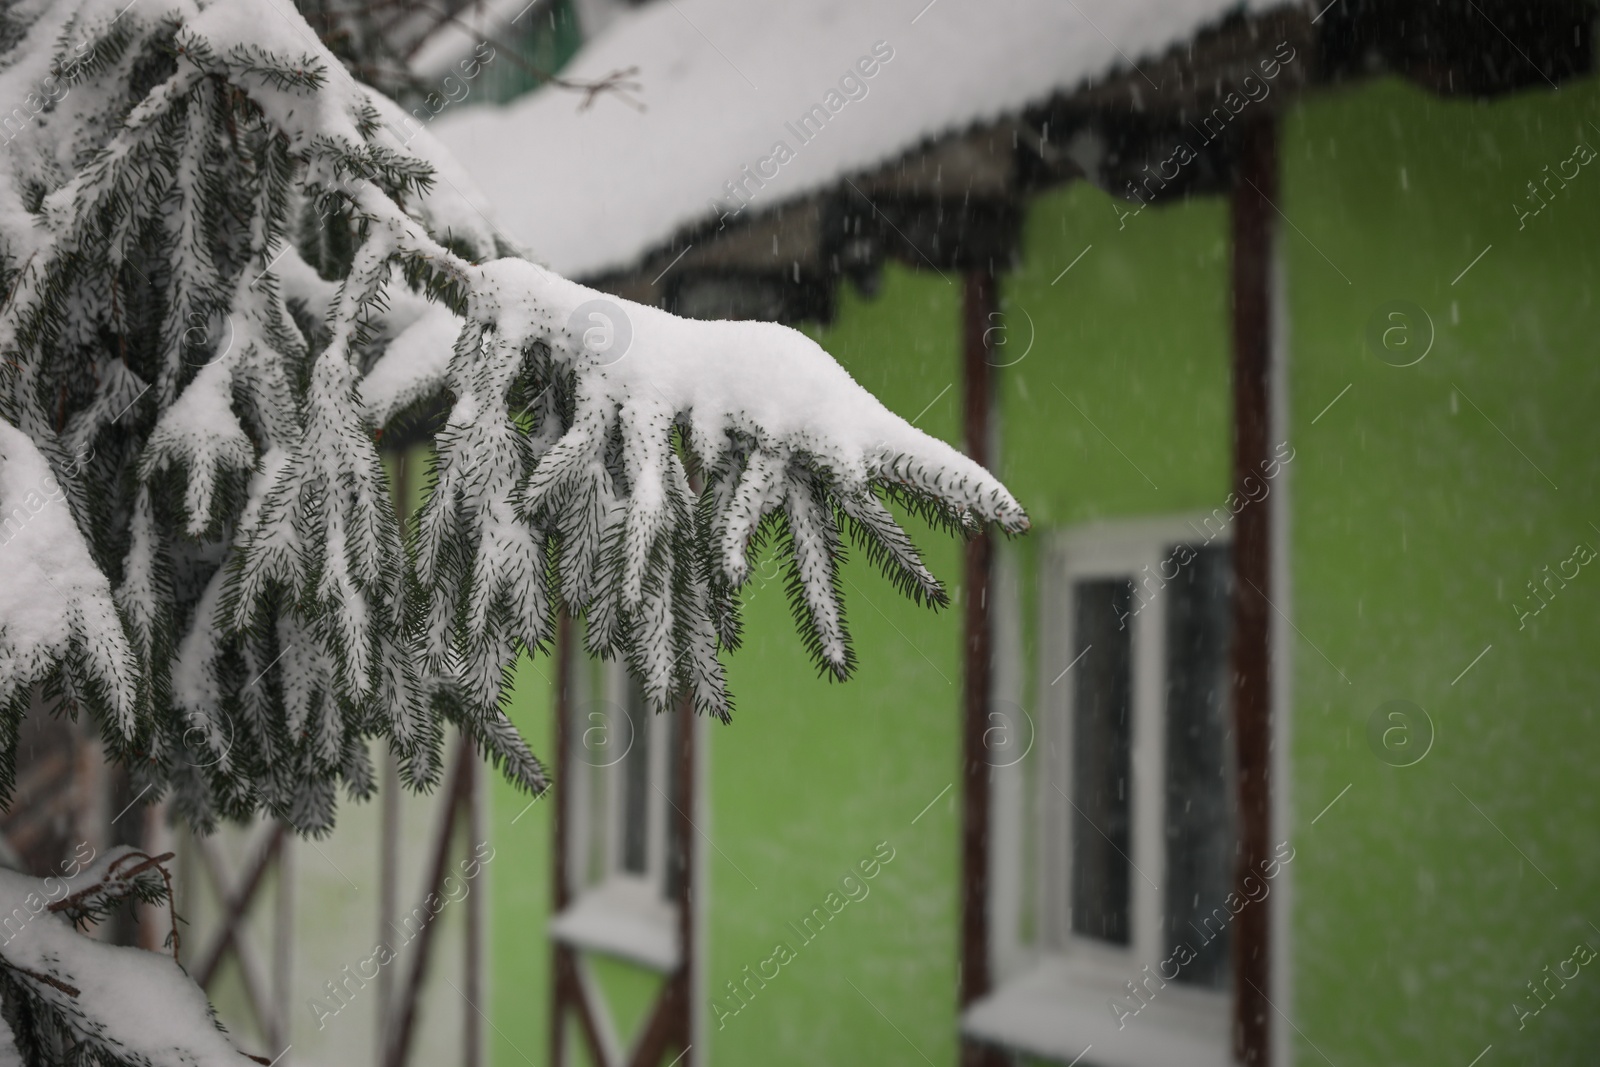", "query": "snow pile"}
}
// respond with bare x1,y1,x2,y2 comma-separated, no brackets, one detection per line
361,301,464,426
0,421,137,737
0,1015,19,1067
432,0,1286,276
